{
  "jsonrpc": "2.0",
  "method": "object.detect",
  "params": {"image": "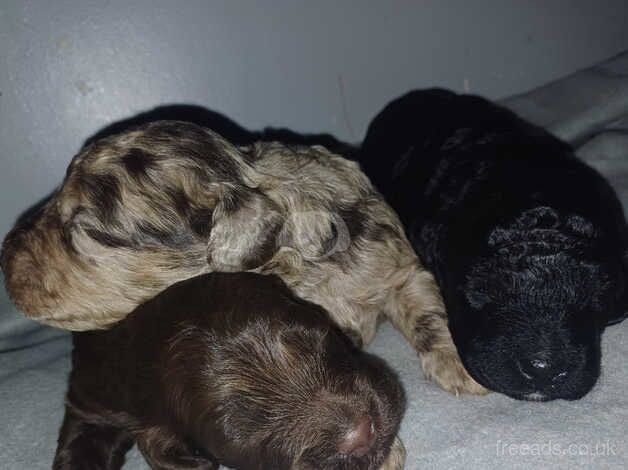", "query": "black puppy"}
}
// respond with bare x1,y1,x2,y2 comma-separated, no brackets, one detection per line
53,272,405,470
357,89,628,401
